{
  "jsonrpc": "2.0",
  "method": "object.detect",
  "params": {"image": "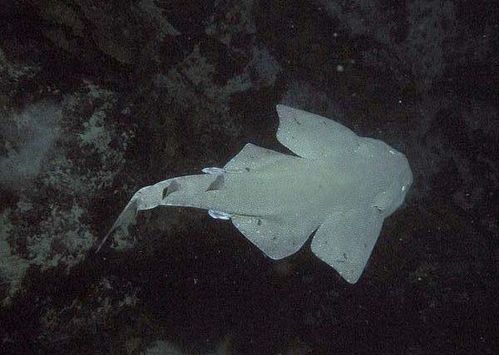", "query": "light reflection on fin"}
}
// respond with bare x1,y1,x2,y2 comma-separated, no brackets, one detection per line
202,167,226,175
208,209,232,220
